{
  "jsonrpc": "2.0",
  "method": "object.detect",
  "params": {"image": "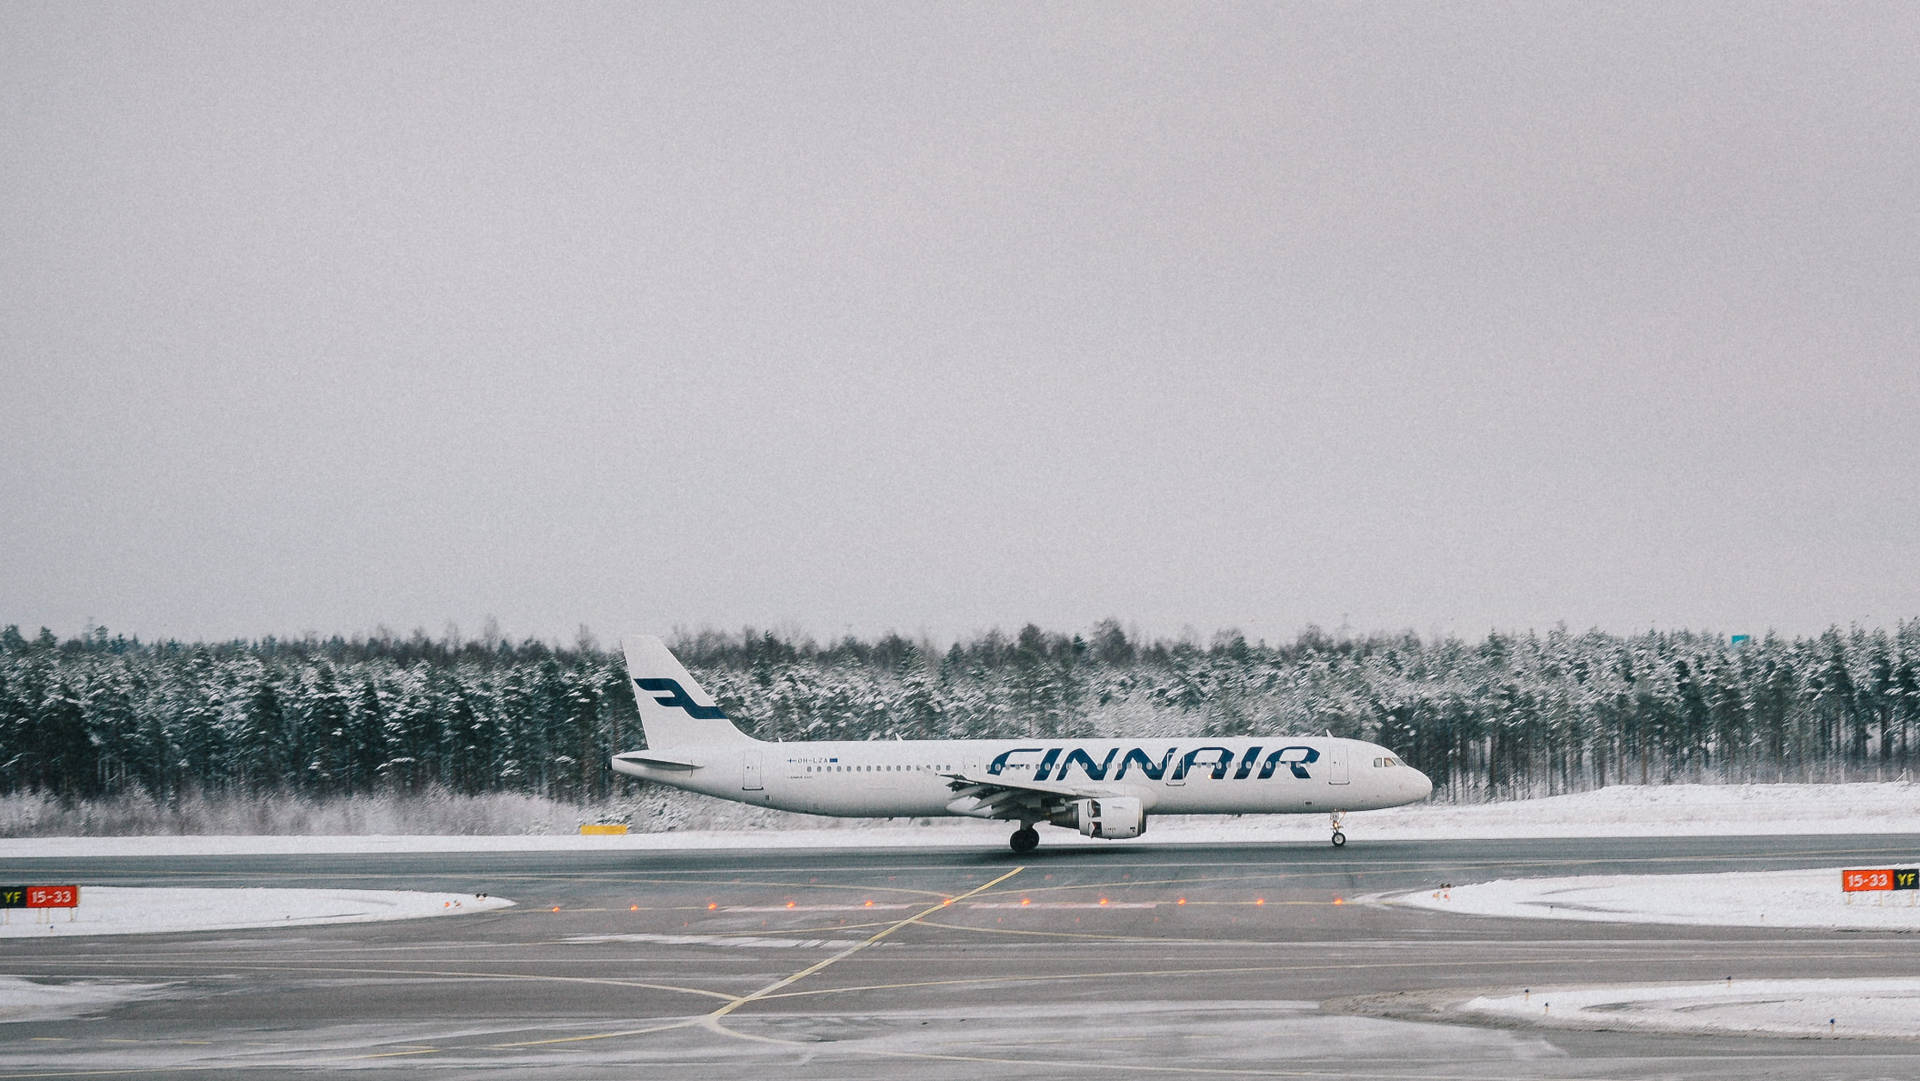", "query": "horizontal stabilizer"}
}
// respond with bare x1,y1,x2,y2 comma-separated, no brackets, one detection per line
613,751,701,772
